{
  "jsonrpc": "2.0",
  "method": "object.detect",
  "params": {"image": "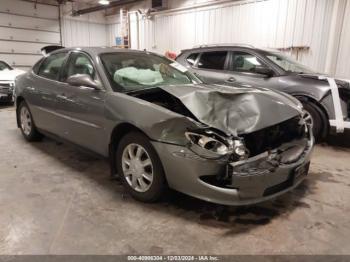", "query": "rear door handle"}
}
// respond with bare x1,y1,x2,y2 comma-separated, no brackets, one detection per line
226,77,236,82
